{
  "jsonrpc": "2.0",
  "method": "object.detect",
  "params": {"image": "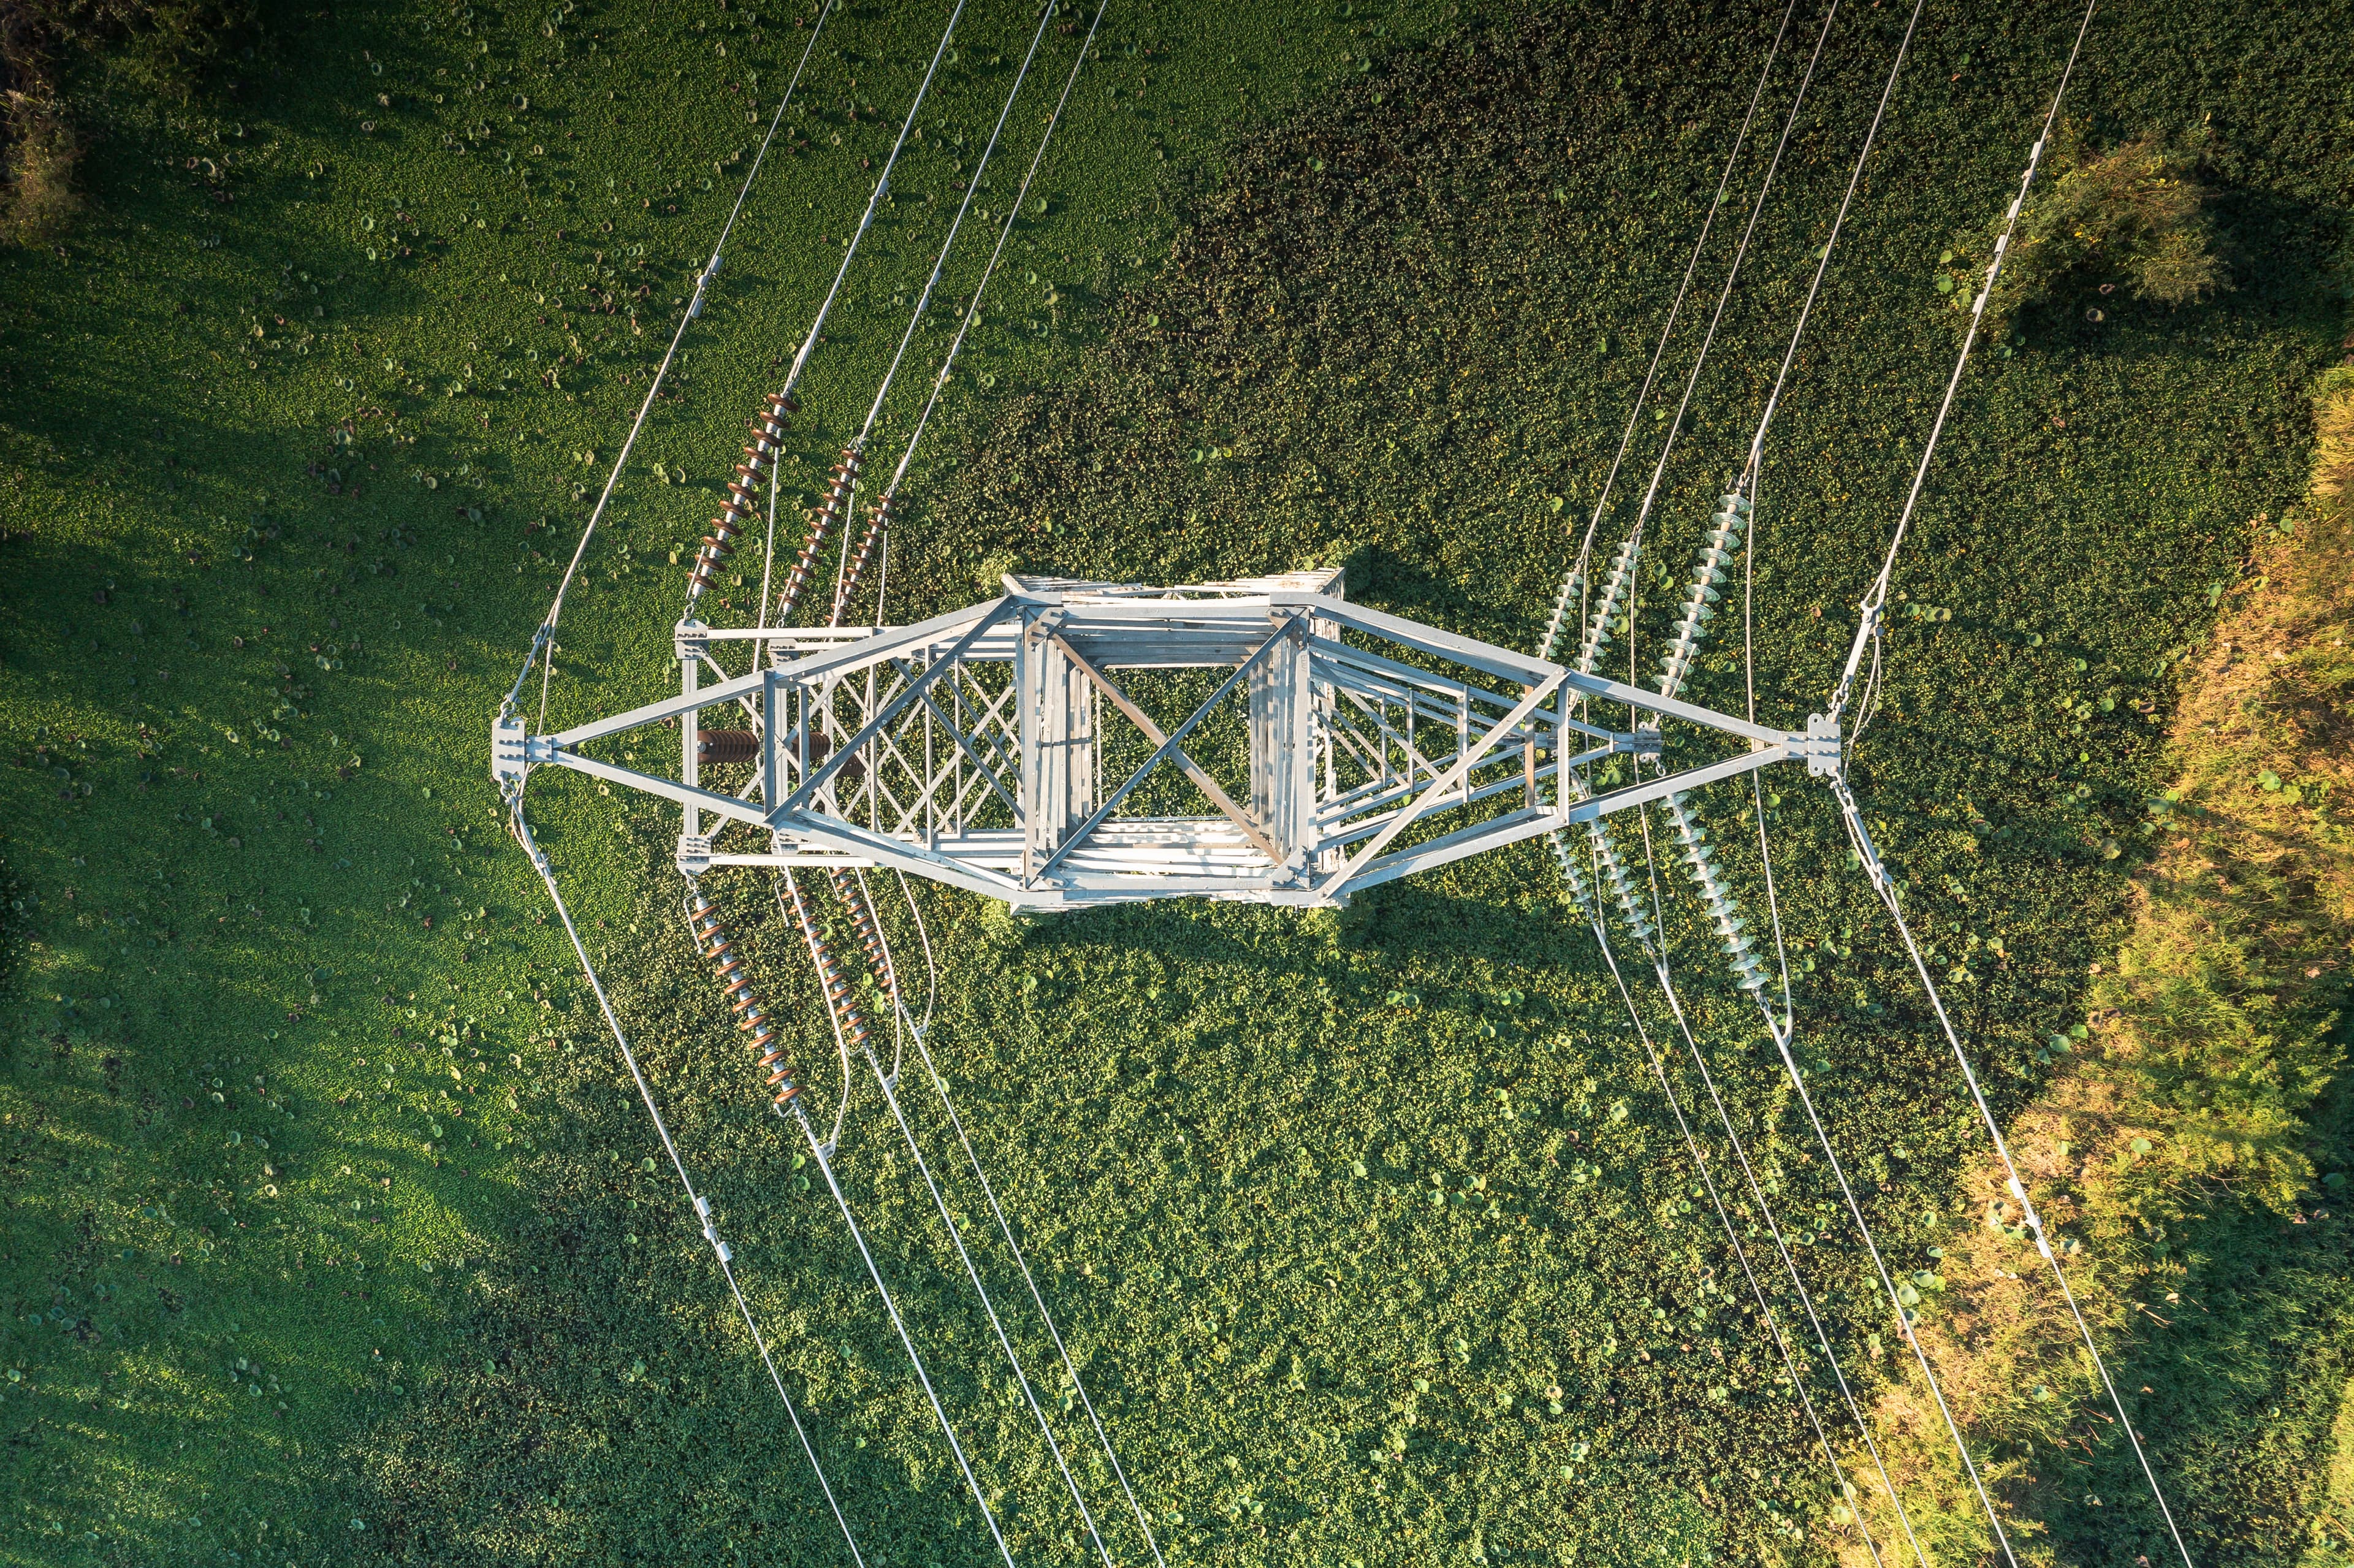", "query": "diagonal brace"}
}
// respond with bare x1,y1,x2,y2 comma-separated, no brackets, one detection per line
775,599,1015,818
1033,618,1295,881
1046,631,1286,868
1330,675,1566,888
